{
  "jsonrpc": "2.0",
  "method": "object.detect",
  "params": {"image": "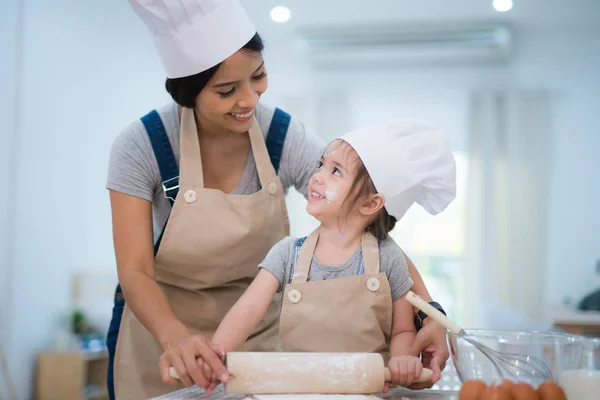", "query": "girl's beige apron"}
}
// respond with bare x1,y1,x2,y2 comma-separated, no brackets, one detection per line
279,229,393,361
114,107,289,399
